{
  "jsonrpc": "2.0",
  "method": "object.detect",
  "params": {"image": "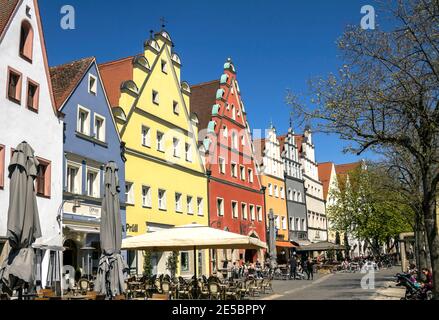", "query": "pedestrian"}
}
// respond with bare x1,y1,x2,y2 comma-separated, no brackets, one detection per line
289,256,297,280
306,258,314,280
